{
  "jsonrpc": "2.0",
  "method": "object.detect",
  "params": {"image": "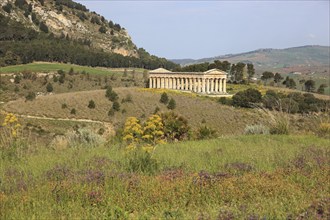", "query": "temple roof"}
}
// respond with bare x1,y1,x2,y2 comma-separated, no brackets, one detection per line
149,68,172,73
